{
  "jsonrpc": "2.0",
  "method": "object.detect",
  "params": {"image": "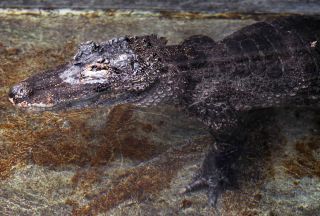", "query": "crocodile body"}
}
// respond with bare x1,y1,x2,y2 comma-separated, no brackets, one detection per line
9,16,320,206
